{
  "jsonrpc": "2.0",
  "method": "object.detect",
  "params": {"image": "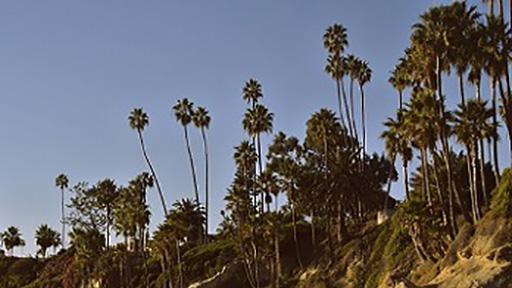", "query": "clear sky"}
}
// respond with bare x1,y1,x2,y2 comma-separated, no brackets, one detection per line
0,0,503,256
